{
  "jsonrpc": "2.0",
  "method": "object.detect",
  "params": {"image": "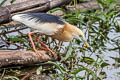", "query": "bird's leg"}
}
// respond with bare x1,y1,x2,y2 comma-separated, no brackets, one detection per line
35,35,57,57
57,41,63,51
28,32,44,57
